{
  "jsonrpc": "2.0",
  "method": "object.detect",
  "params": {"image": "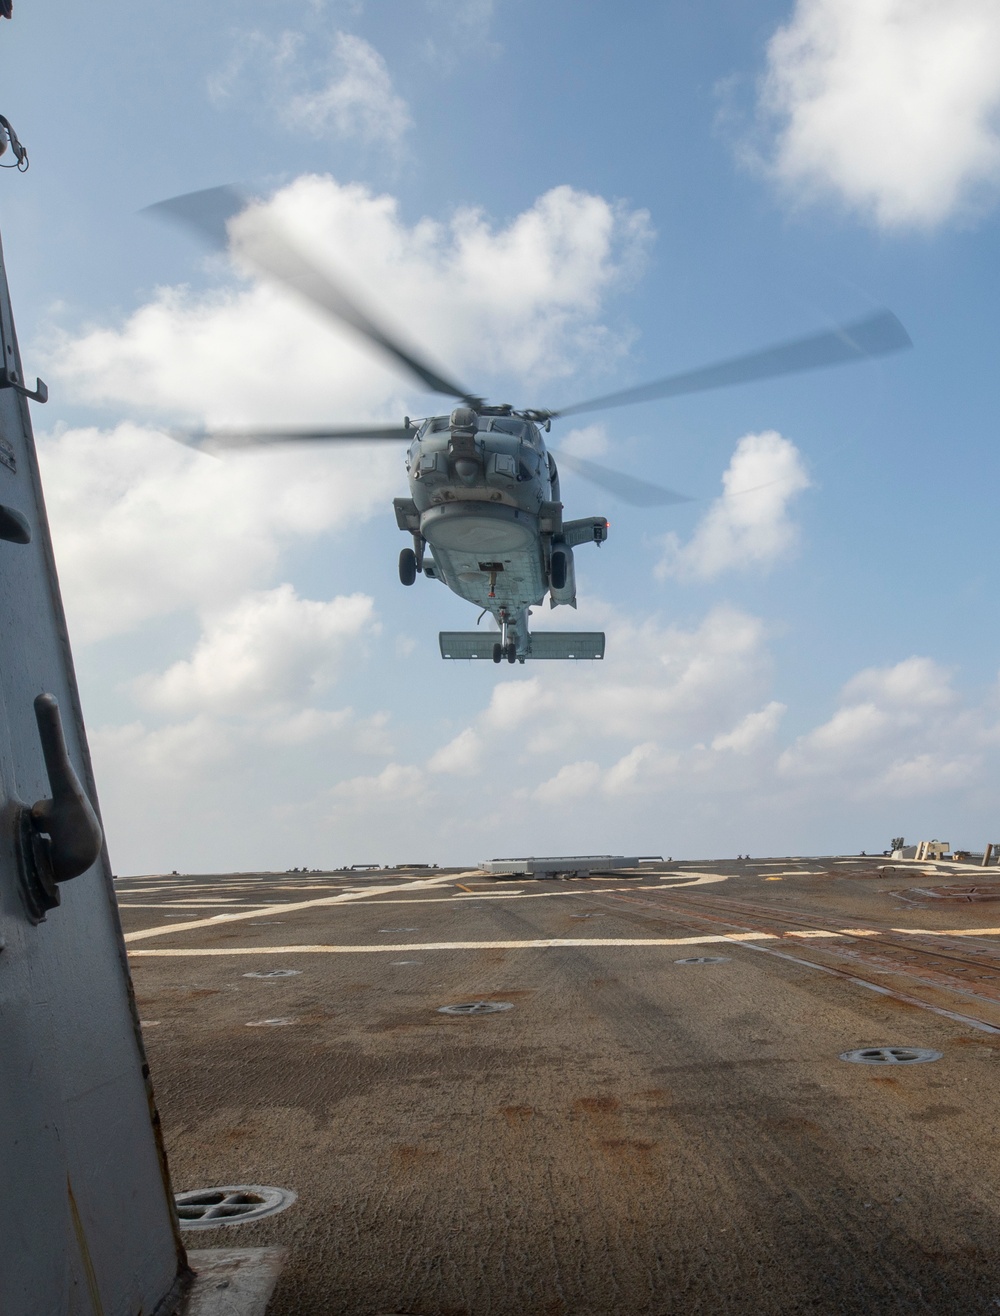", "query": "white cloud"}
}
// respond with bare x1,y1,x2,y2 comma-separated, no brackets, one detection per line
477,603,773,760
535,760,600,802
603,742,677,796
422,0,501,64
137,584,375,716
841,656,956,710
92,716,237,786
483,677,544,731
331,762,428,805
657,431,810,581
284,32,412,148
210,29,411,152
558,423,611,459
427,727,484,775
260,708,352,746
49,176,651,422
37,422,396,643
778,656,975,796
758,0,1000,227
712,701,787,753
